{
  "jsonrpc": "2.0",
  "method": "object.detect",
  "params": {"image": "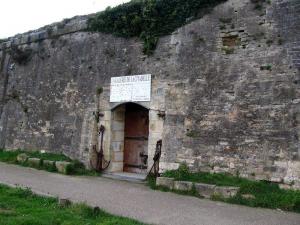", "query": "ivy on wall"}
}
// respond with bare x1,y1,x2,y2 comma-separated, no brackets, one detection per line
87,0,227,55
